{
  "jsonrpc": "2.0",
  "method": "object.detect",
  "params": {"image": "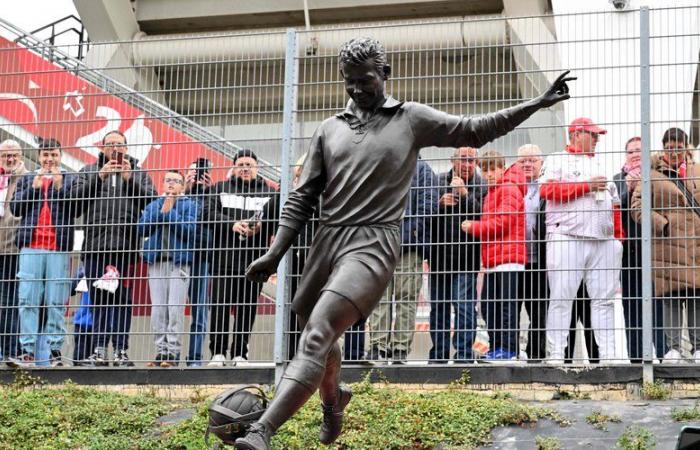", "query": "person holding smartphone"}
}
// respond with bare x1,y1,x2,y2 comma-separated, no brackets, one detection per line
614,136,664,362
70,130,157,367
8,138,77,368
203,149,278,367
